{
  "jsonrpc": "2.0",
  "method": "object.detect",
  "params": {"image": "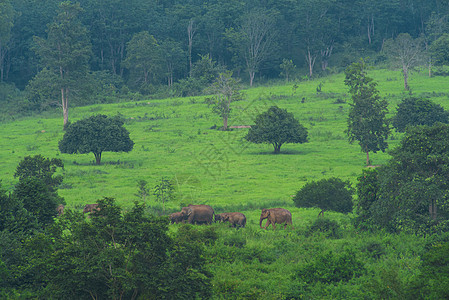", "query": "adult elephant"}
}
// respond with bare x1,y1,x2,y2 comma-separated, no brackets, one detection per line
222,212,246,228
259,208,292,230
181,204,214,225
169,212,185,224
56,204,65,217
